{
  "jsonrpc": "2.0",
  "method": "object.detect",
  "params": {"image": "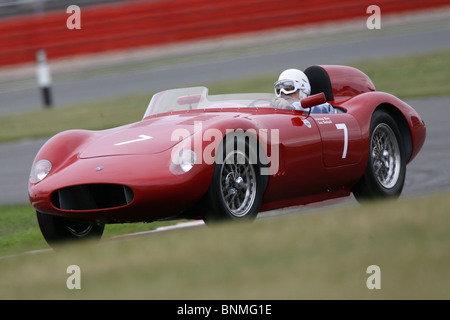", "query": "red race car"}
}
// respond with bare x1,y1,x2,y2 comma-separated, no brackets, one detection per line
28,65,426,246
